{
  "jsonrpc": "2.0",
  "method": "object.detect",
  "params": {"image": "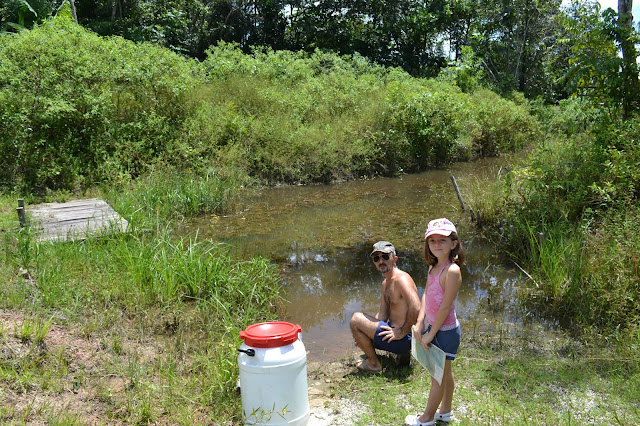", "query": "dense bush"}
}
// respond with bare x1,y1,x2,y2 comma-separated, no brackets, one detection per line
0,13,200,193
195,46,391,183
527,97,602,136
501,206,640,330
487,116,640,227
470,110,640,331
1,18,541,193
197,43,541,183
469,90,542,157
393,87,472,169
578,208,640,328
